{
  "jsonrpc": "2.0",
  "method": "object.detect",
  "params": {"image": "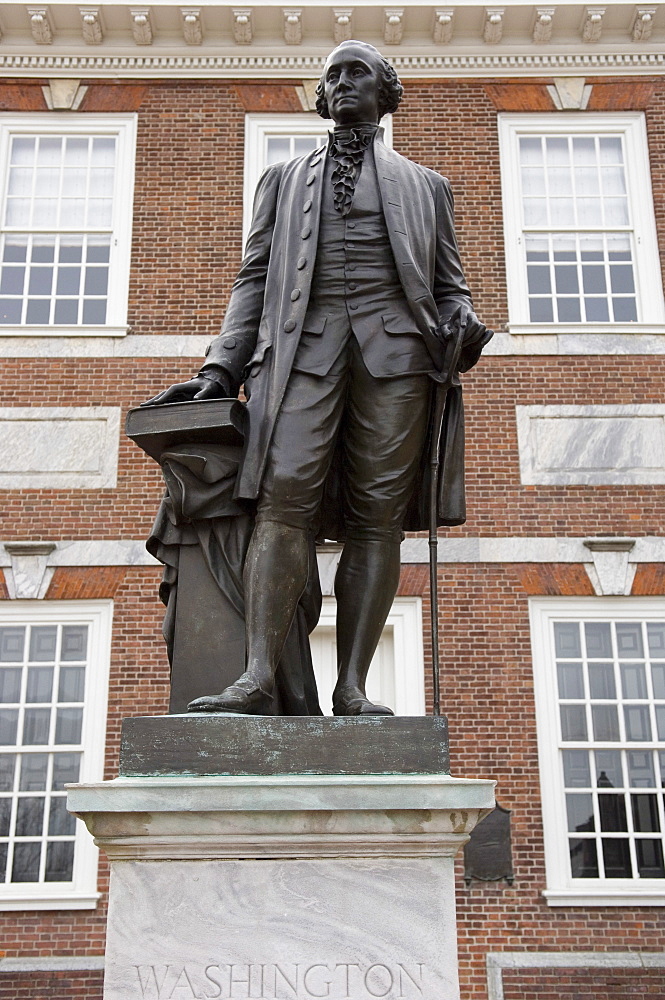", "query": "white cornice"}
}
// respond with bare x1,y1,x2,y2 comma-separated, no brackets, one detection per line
0,48,662,77
0,3,662,78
